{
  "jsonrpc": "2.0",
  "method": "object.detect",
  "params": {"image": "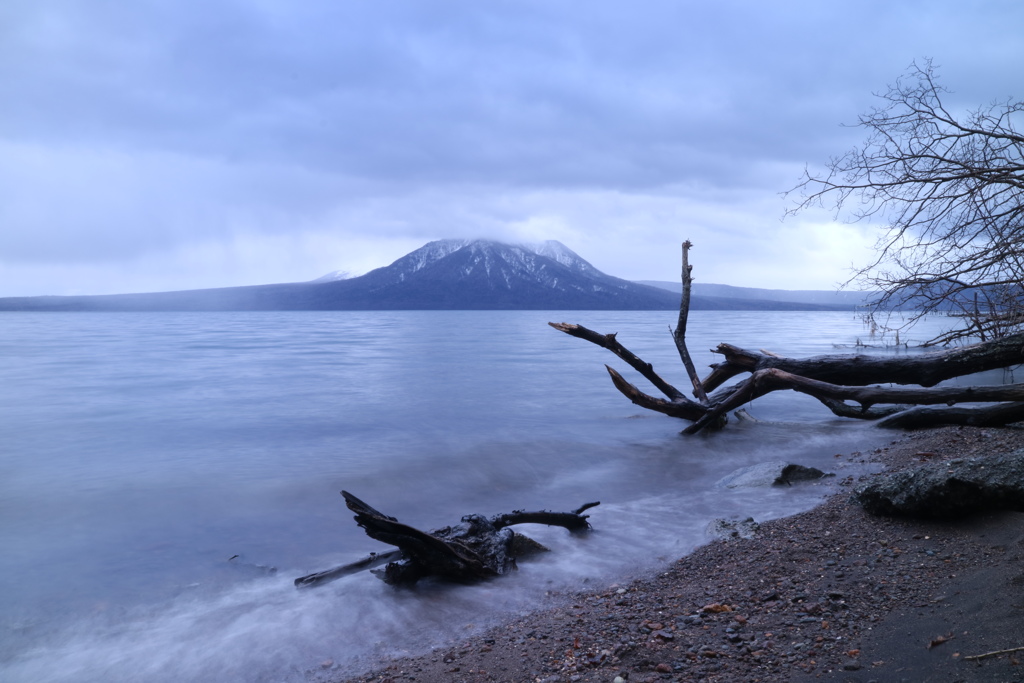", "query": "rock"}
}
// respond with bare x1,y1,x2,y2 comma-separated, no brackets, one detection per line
701,603,732,613
706,517,760,541
509,532,550,557
776,464,834,485
716,461,833,488
853,452,1024,518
